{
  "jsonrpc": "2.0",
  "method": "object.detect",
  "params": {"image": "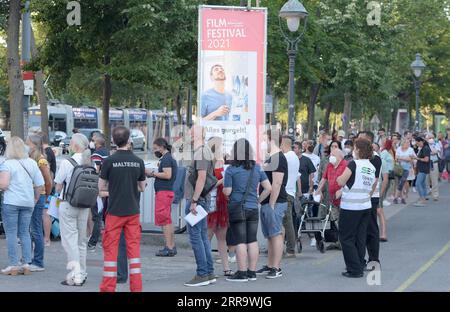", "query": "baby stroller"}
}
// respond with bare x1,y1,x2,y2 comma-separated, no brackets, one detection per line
296,198,333,253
